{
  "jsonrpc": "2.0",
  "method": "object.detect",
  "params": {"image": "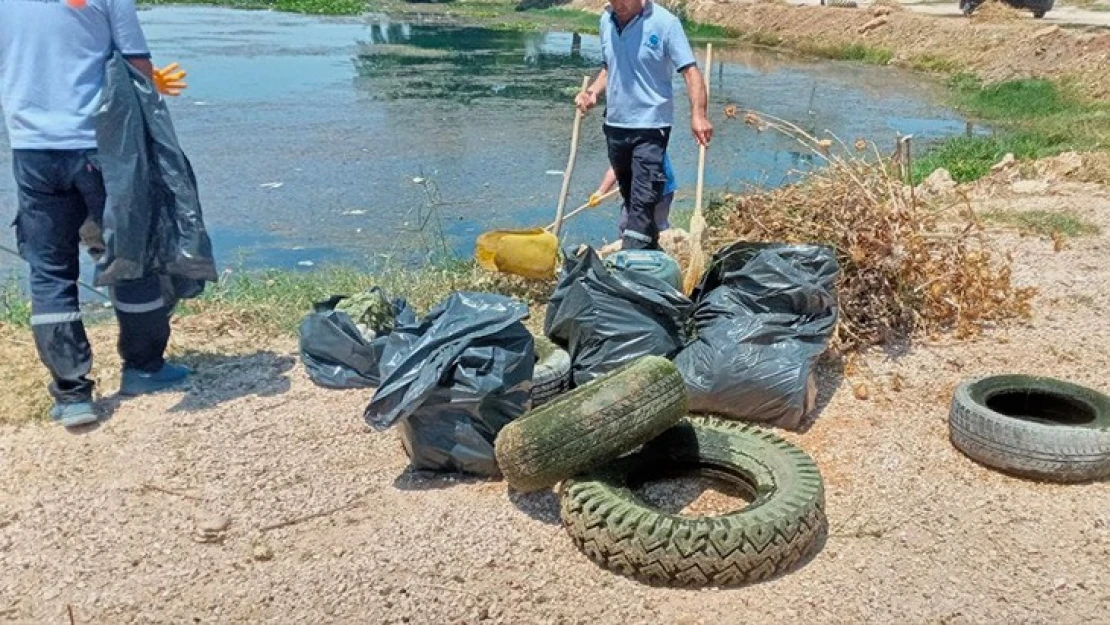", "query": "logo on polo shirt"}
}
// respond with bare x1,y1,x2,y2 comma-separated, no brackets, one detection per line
646,33,660,50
